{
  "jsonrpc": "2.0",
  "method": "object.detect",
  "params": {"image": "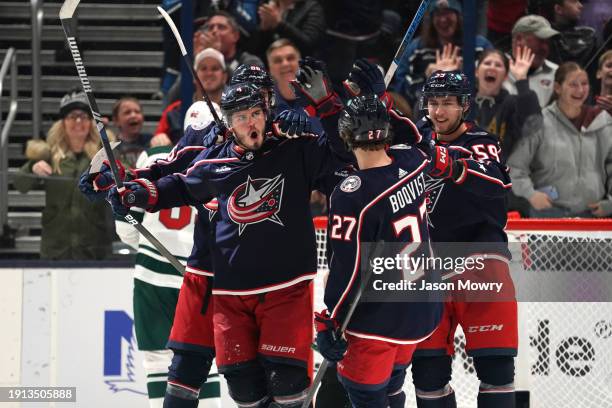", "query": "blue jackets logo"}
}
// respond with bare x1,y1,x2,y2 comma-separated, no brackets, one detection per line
103,311,146,395
227,174,285,234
